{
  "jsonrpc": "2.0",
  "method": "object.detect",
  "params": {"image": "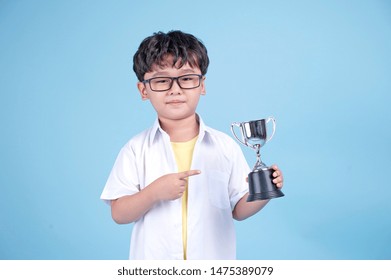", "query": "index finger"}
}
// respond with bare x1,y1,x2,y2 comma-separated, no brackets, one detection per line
178,170,201,179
